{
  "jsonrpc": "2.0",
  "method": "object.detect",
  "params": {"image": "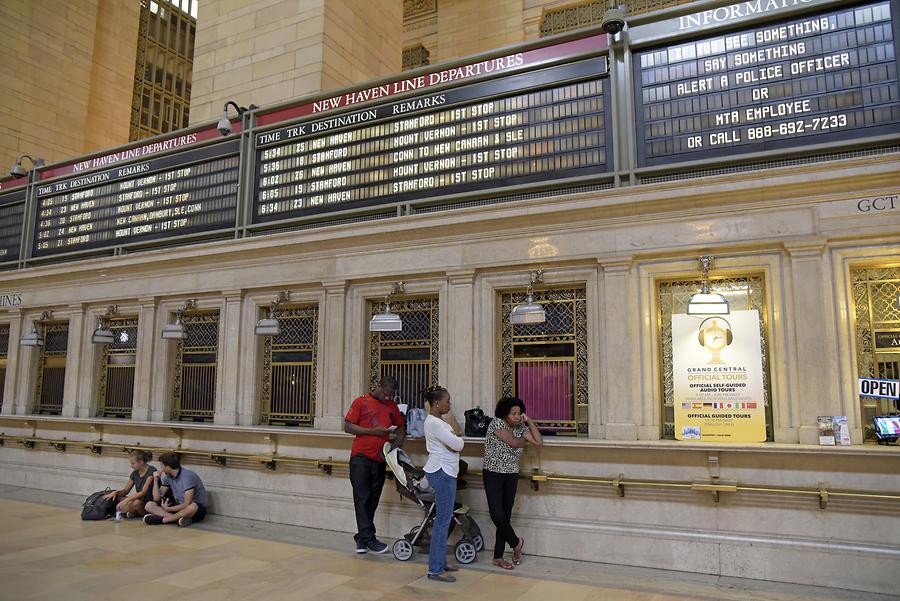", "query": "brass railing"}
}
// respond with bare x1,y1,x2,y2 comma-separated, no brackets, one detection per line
1,433,899,510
